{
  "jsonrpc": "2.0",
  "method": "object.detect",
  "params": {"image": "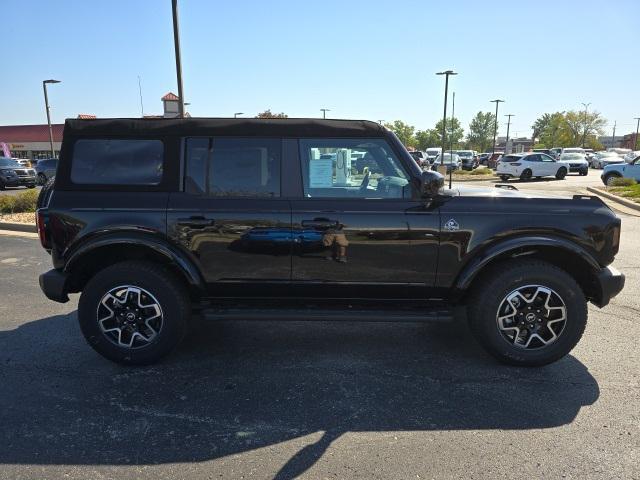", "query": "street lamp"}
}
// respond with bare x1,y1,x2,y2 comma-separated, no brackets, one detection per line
42,79,61,159
581,102,591,147
504,114,514,154
634,117,640,151
320,108,330,119
490,99,505,156
436,70,457,189
172,0,185,118
234,112,244,118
